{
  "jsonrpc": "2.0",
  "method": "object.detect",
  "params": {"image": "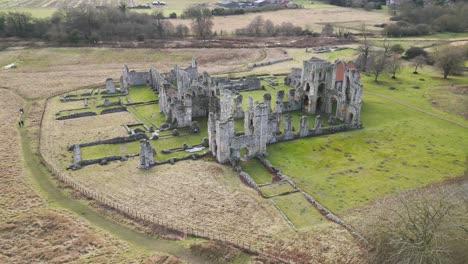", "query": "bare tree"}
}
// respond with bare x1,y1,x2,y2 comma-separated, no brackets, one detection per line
264,19,275,36
368,53,388,82
321,23,334,36
246,16,264,37
435,46,466,79
184,7,213,41
364,185,468,264
368,37,391,82
389,54,401,79
5,12,33,37
358,23,371,72
411,54,426,74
